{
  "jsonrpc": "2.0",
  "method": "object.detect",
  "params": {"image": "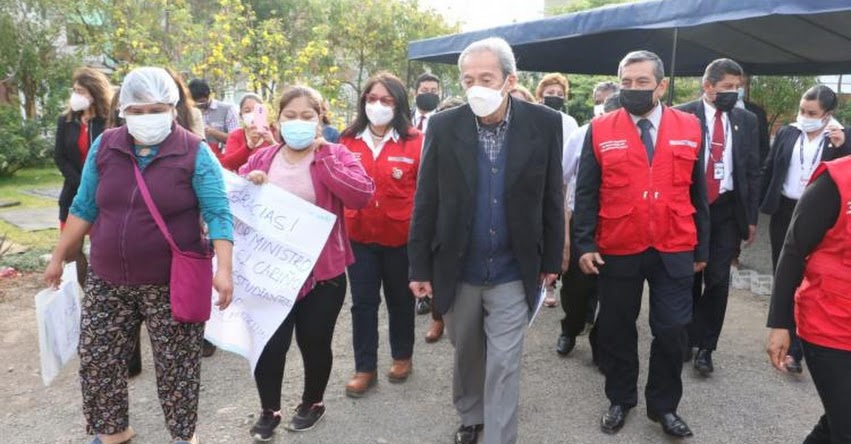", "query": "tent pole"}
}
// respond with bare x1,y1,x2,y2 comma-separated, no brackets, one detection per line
668,27,679,105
